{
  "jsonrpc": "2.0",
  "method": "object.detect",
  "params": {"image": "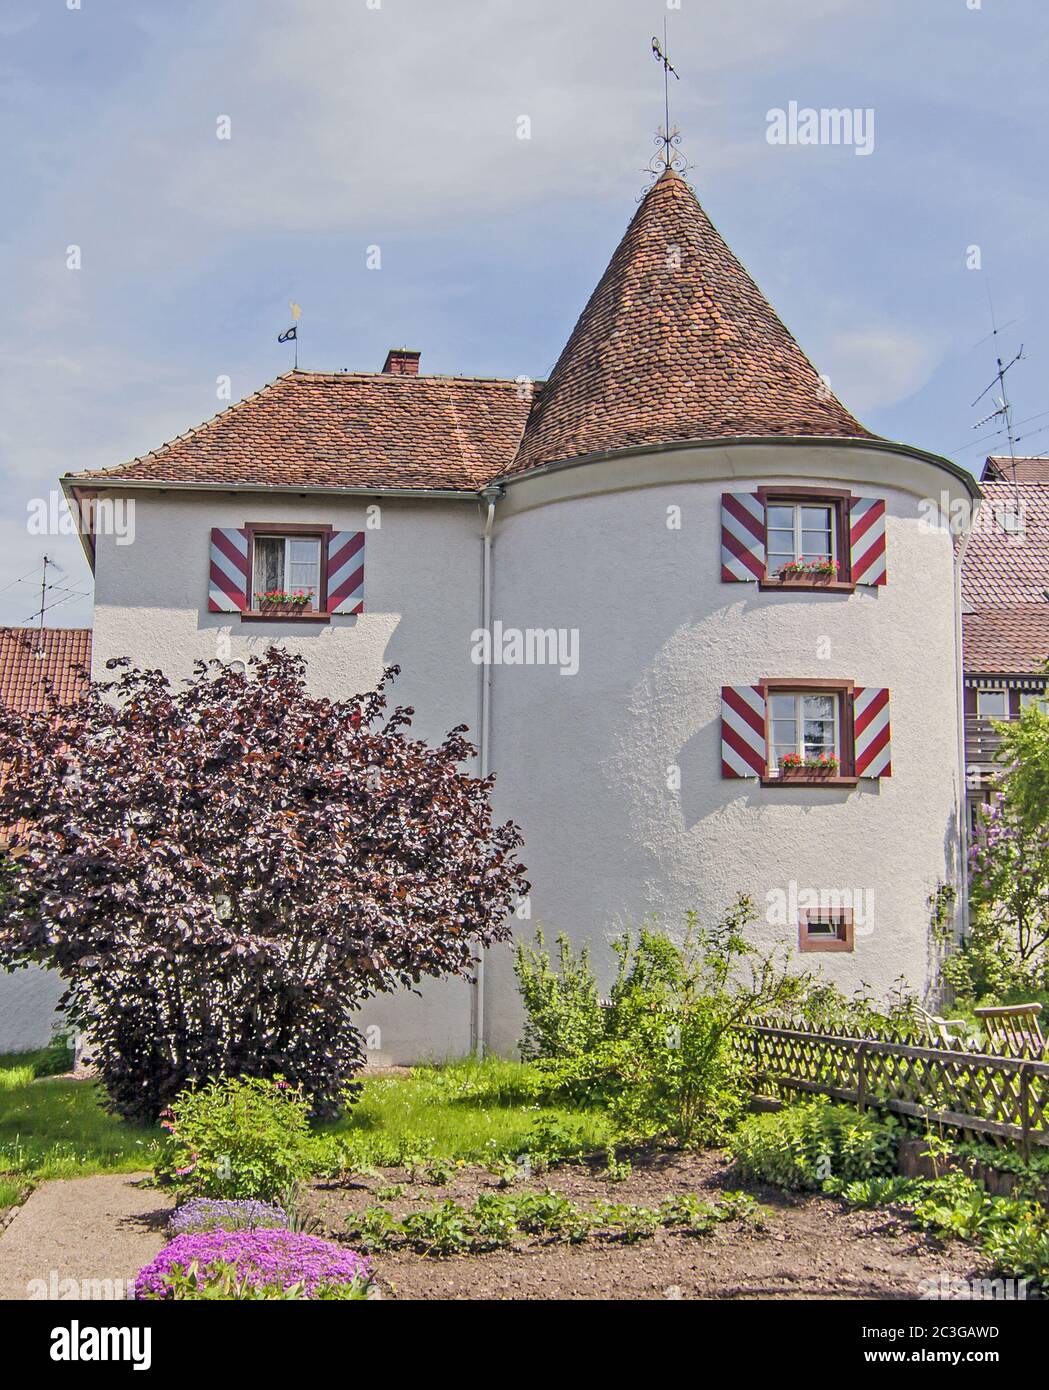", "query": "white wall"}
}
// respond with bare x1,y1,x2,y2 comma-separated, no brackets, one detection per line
0,966,66,1054
483,441,970,1054
91,489,486,1064
76,445,972,1065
